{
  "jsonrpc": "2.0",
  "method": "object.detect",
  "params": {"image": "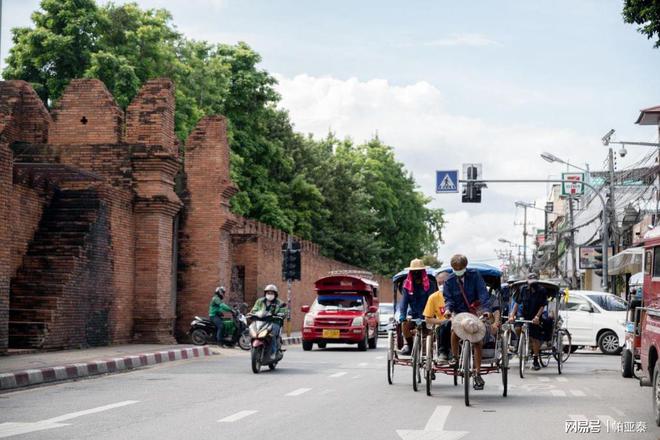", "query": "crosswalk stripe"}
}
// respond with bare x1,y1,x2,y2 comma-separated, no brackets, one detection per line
570,390,586,397
286,388,312,396
218,411,258,423
329,372,347,378
358,362,369,367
